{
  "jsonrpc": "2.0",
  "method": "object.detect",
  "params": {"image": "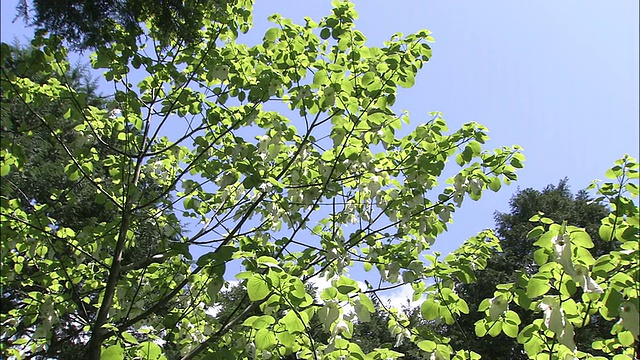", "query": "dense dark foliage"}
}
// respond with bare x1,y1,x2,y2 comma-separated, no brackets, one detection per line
15,0,223,50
